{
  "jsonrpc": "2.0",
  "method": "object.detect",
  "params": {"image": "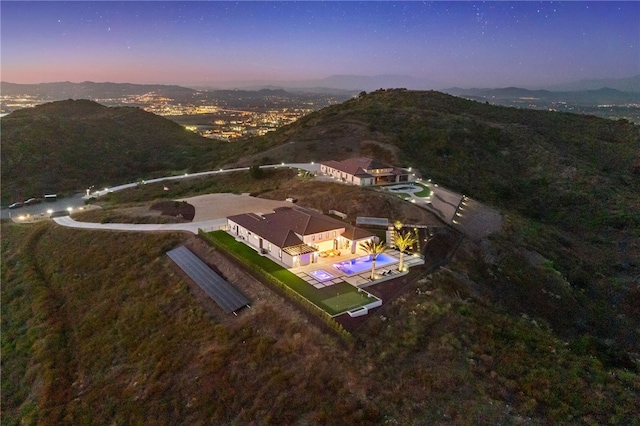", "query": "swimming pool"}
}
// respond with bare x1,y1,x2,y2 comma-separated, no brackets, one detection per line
308,269,335,282
332,253,397,275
